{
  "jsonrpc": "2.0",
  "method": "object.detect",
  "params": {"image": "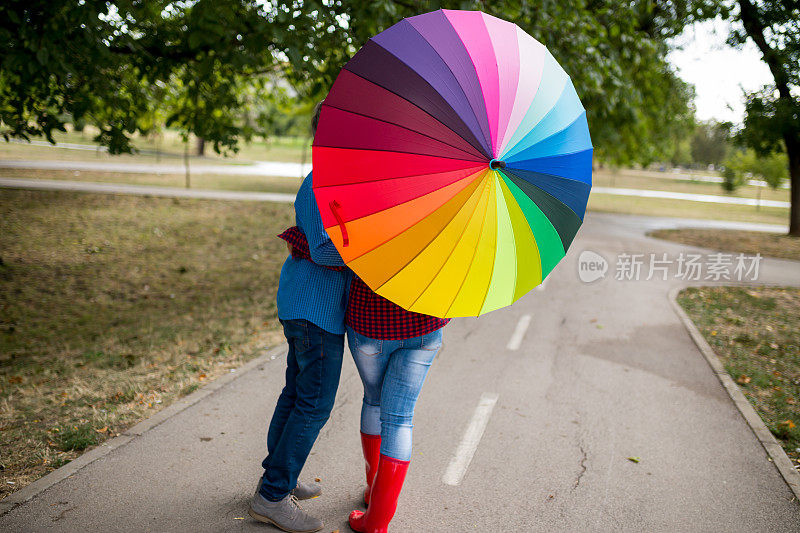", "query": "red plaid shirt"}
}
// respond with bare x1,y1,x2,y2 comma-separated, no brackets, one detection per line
346,276,450,340
278,226,345,271
278,226,450,340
